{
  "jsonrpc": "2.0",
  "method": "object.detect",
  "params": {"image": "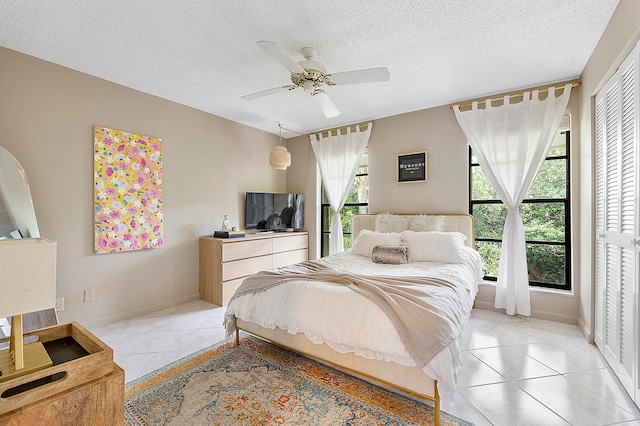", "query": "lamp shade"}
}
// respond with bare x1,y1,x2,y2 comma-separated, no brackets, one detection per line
269,146,291,170
0,238,56,318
